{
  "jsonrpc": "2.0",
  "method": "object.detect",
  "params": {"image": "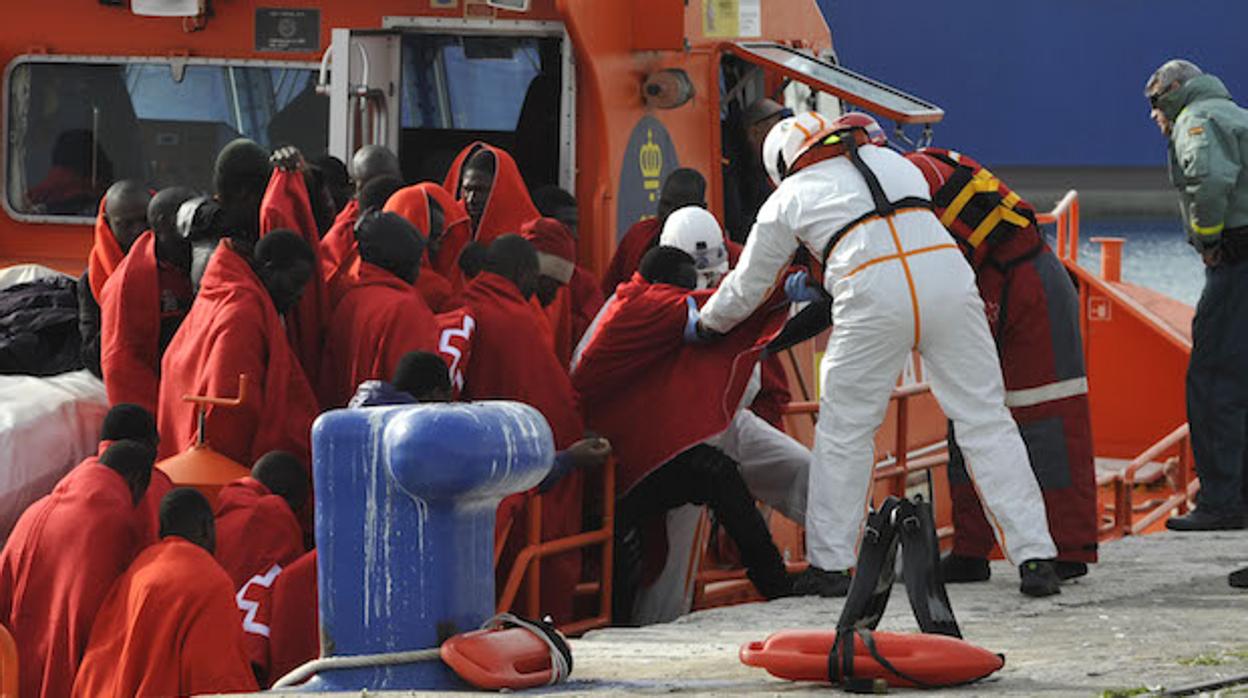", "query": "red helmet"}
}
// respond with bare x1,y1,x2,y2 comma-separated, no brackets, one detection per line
831,112,887,146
